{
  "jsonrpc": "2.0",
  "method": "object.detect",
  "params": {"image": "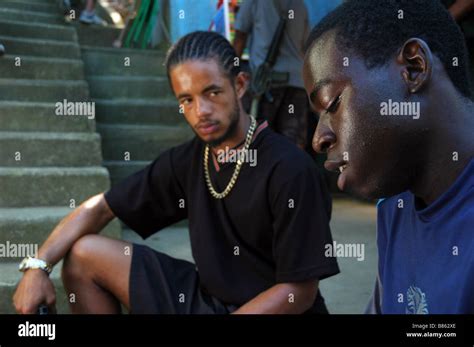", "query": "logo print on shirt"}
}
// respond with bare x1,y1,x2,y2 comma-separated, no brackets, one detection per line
406,285,429,314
